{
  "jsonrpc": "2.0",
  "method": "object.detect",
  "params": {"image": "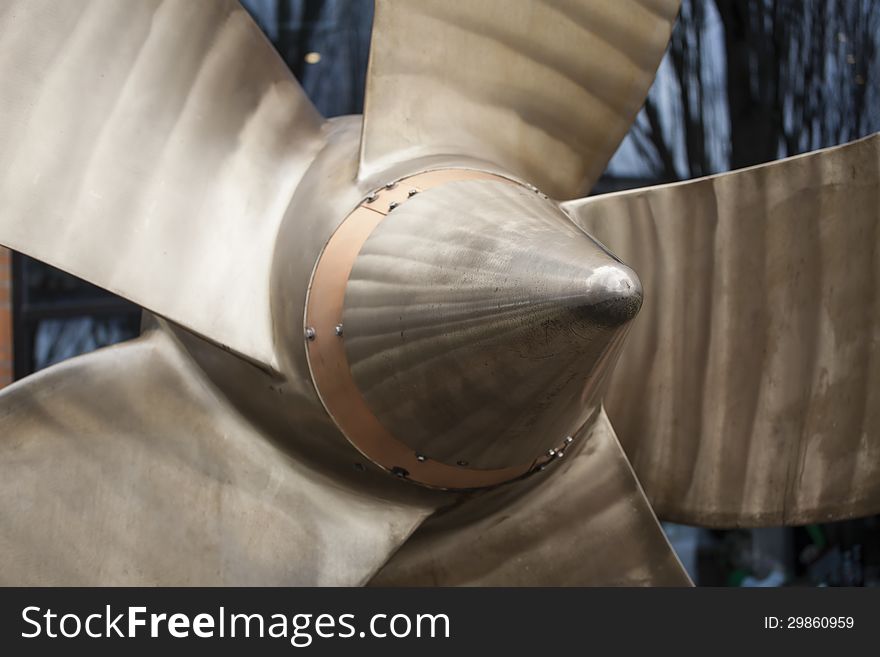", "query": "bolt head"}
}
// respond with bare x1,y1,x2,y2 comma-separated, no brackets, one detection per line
305,326,316,340
334,324,344,336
